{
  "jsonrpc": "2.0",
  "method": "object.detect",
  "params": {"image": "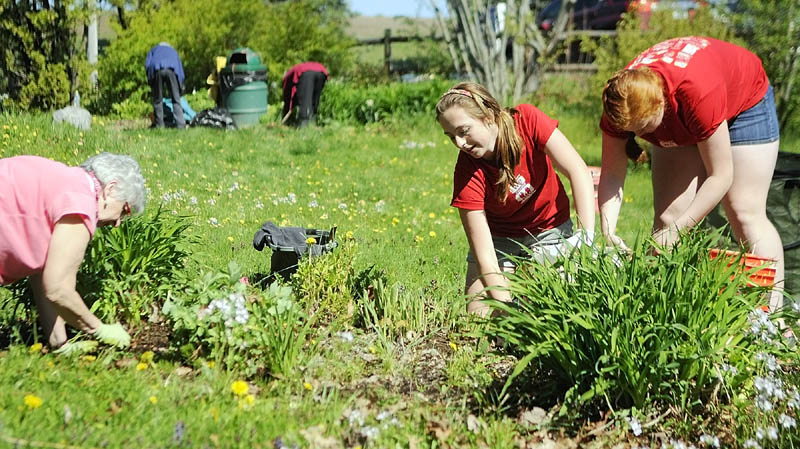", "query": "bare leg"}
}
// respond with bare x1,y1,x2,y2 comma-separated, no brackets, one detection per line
650,145,706,230
464,261,514,316
721,140,784,311
30,274,67,348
